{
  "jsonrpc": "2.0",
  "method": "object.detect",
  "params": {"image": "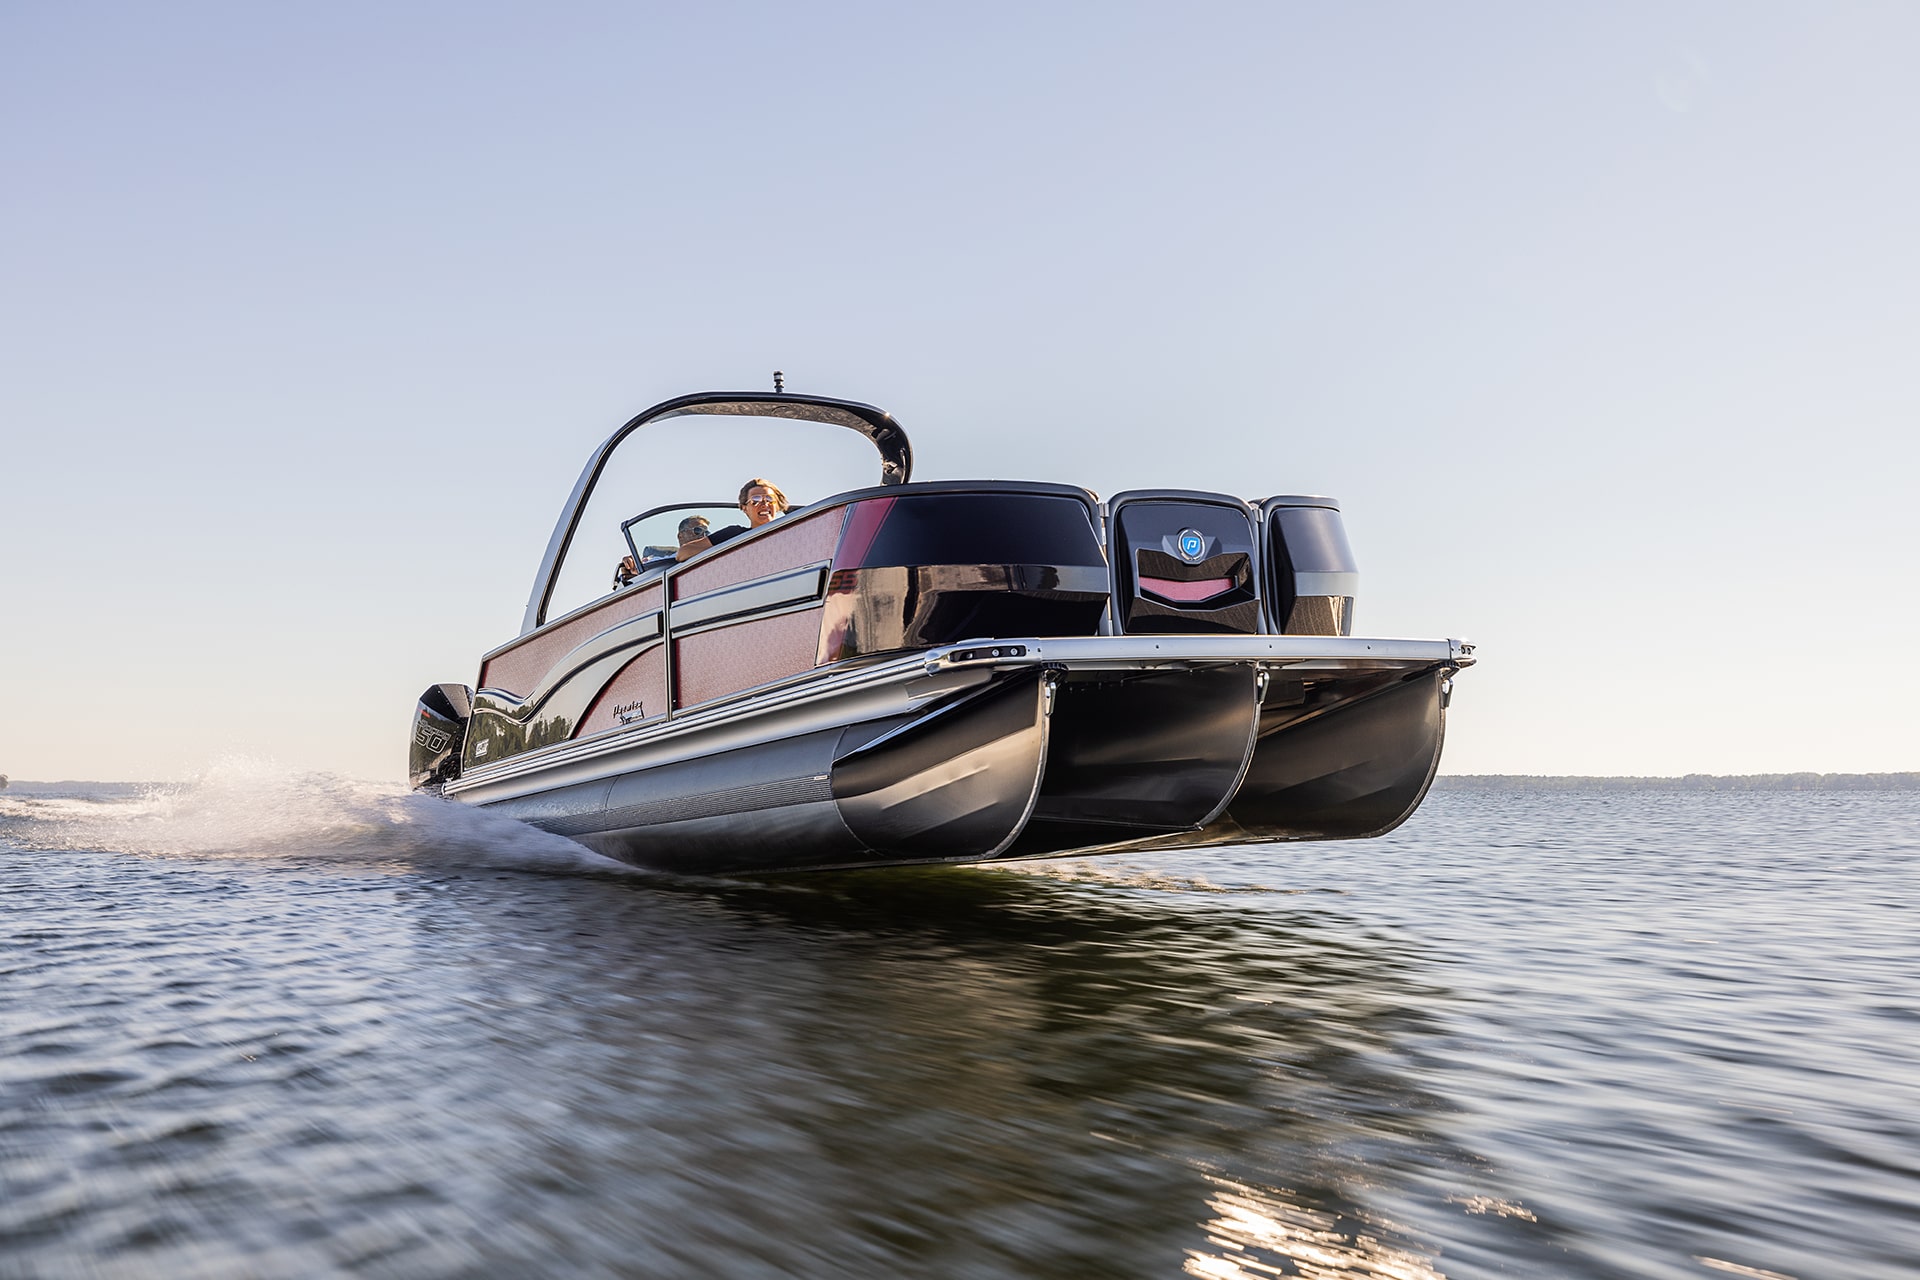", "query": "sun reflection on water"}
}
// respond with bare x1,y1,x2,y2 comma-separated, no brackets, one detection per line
1183,1178,1444,1280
